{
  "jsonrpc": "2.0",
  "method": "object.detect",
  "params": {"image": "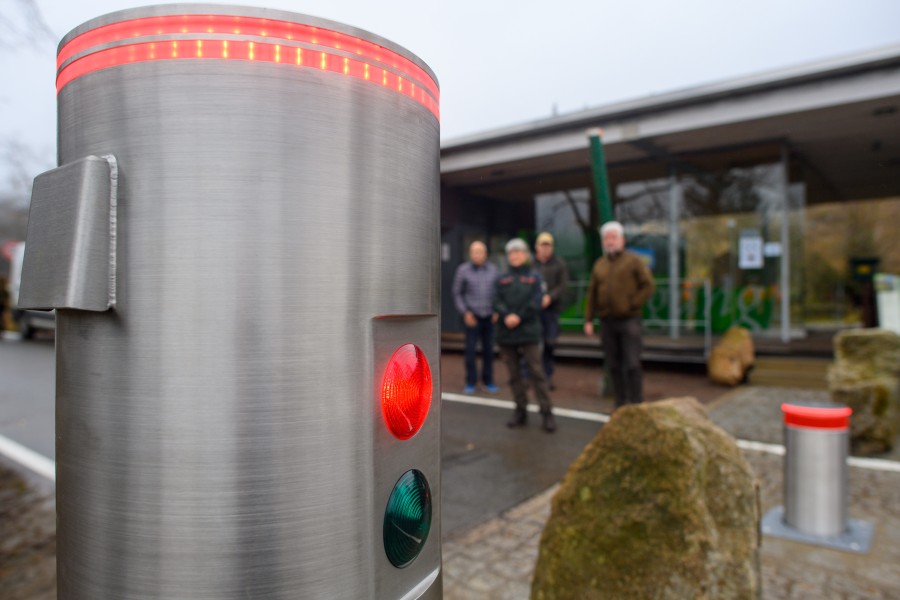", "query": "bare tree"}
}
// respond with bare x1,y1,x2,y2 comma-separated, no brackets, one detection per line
0,0,57,238
0,0,56,51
